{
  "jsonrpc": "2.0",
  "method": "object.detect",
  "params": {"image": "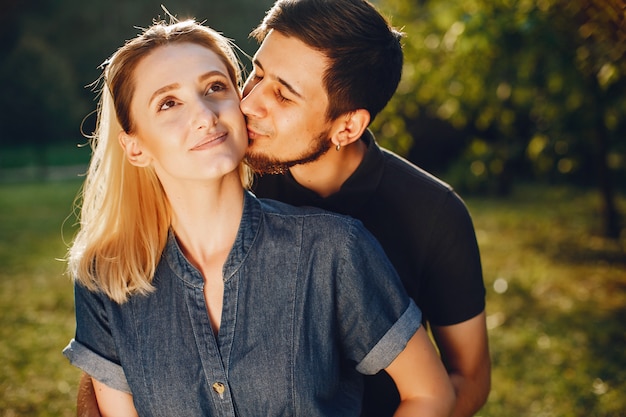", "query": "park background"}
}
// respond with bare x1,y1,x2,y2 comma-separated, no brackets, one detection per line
0,0,624,415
